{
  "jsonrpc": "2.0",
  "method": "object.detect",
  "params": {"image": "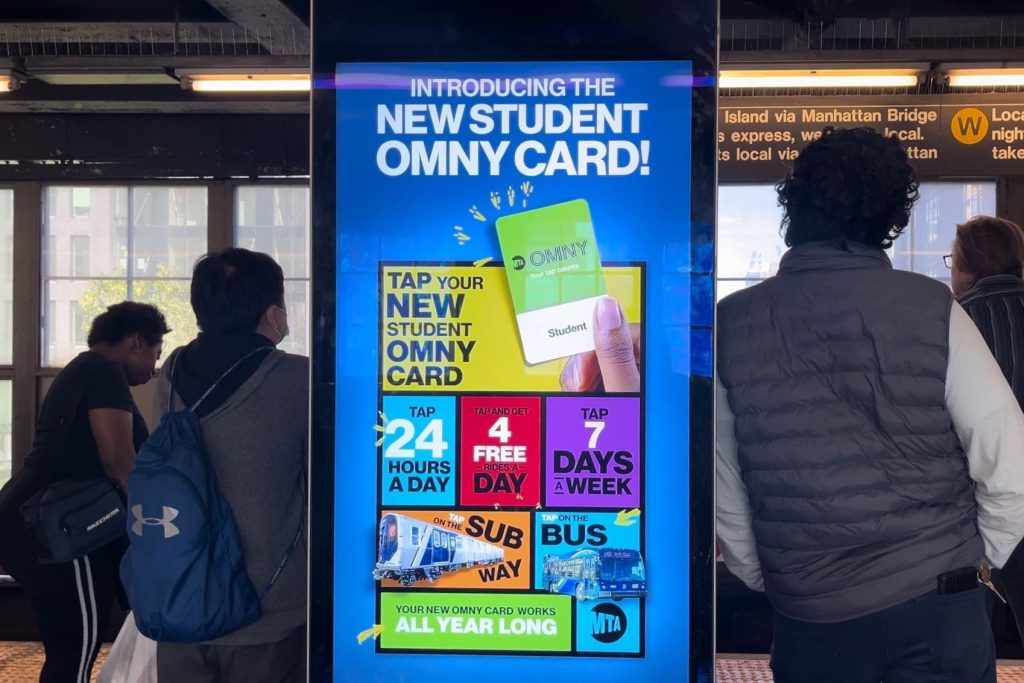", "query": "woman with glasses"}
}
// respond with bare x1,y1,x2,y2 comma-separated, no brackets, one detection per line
947,215,1024,397
947,214,1024,644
